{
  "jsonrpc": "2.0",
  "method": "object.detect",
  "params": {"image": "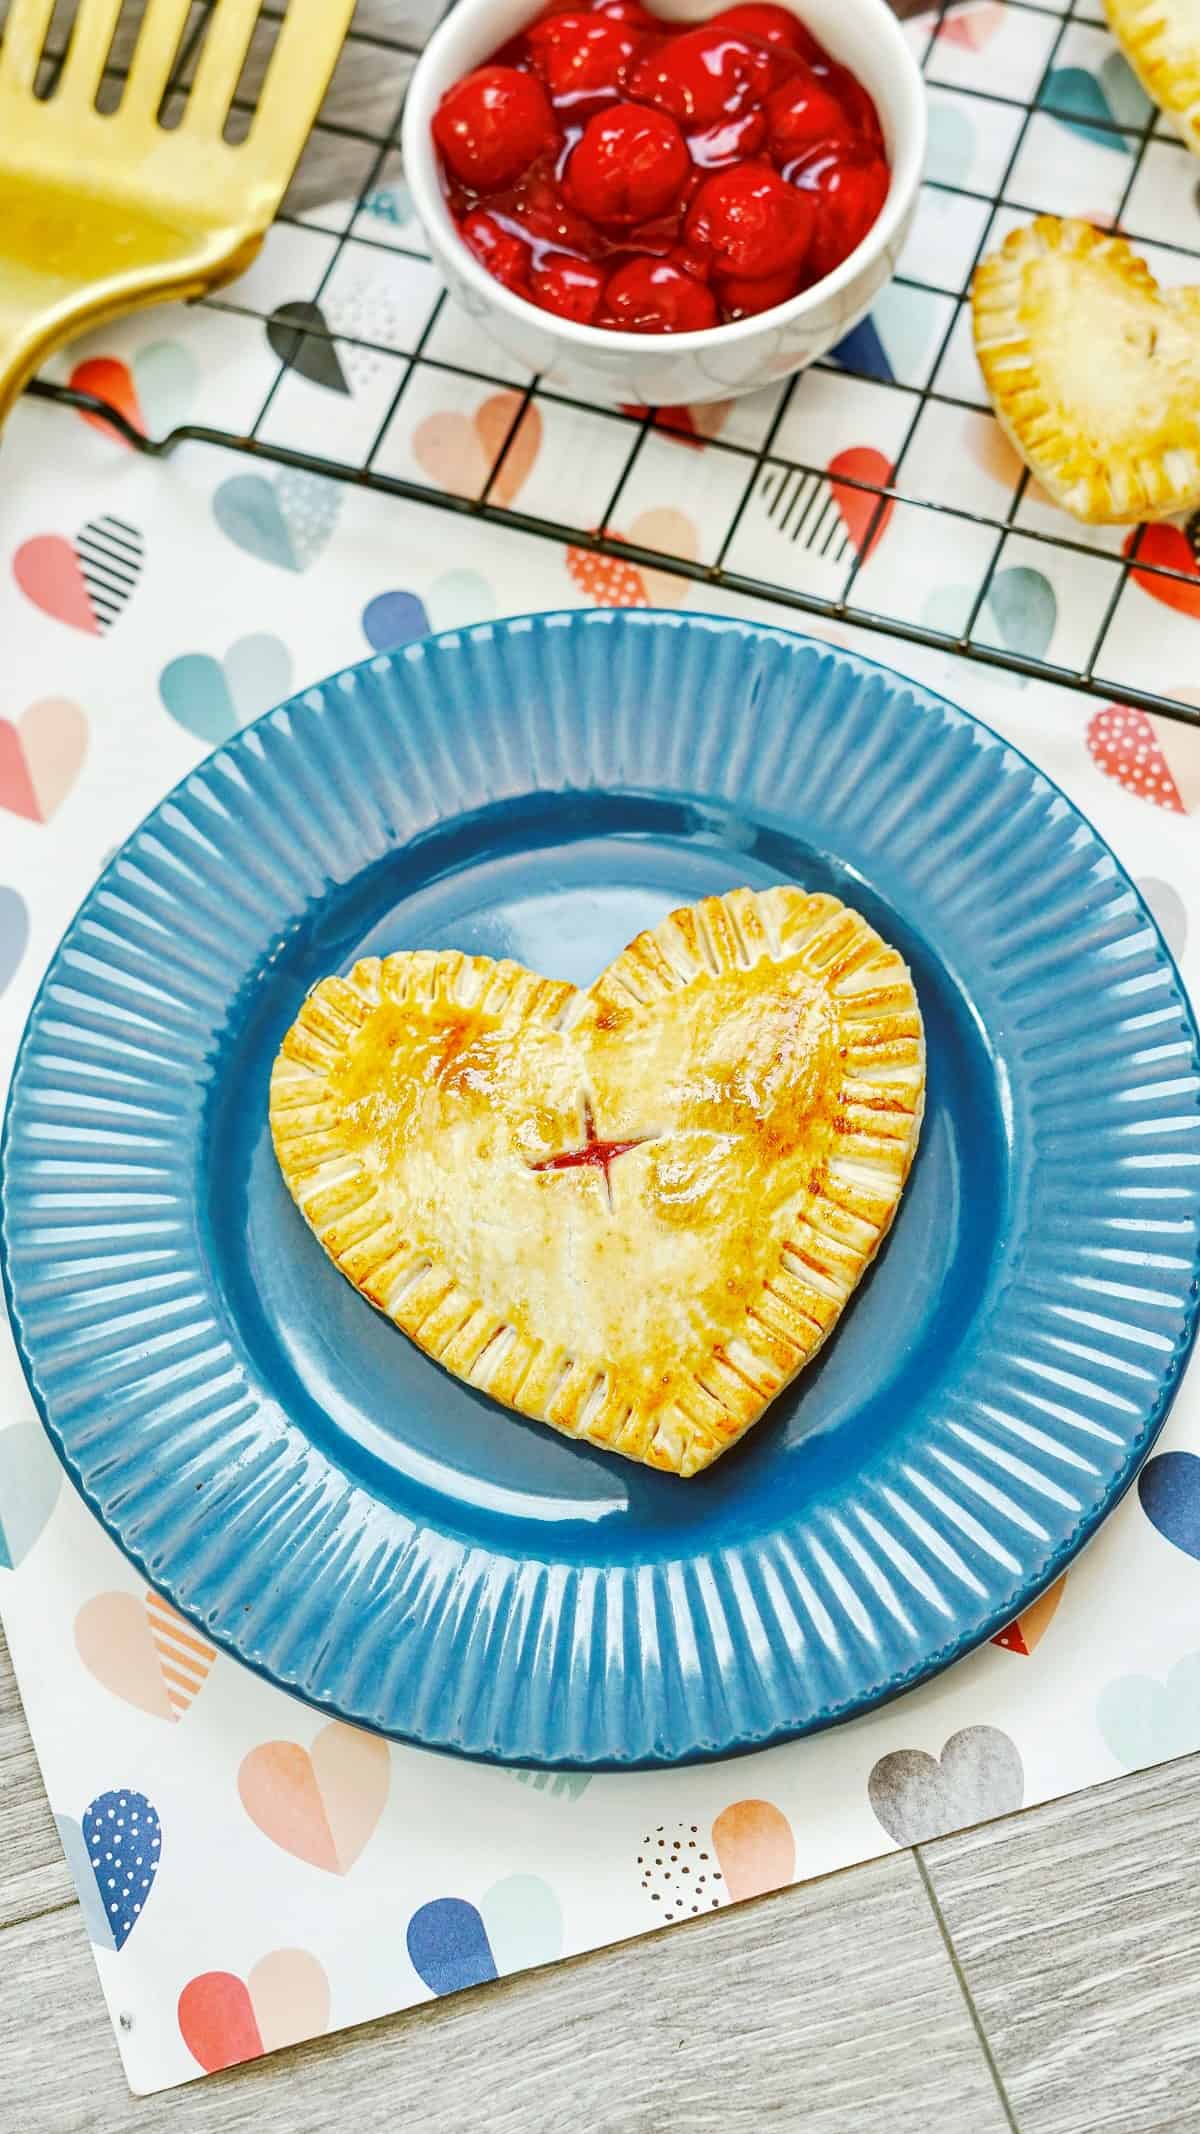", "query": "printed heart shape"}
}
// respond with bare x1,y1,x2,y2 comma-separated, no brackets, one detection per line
991,1572,1066,1655
1139,1450,1200,1558
69,341,199,440
832,287,943,388
638,1821,726,1920
0,698,87,822
361,178,414,227
271,889,922,1475
924,98,977,190
0,886,30,995
361,589,431,652
179,1950,330,2072
0,1419,61,1568
1087,704,1200,813
211,470,342,573
618,401,733,447
238,1720,390,1871
1097,1652,1200,1770
75,1588,216,1719
828,447,893,562
79,1788,161,1950
1040,67,1136,154
566,507,698,607
413,392,541,506
936,1,1005,50
973,219,1200,523
1125,523,1200,618
266,301,350,395
868,1726,1024,1844
920,565,1056,661
711,1799,796,1900
405,1876,561,1996
13,517,143,633
158,634,293,745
